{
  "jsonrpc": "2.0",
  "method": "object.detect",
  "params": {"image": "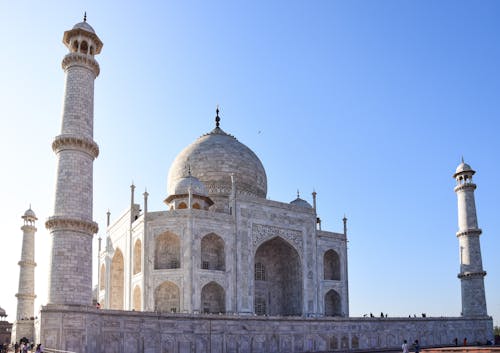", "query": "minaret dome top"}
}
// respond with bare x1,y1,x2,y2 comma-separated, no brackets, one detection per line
63,18,103,55
453,160,475,178
73,21,96,34
22,207,37,222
